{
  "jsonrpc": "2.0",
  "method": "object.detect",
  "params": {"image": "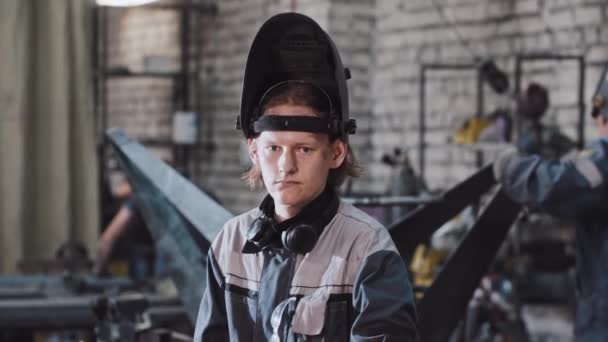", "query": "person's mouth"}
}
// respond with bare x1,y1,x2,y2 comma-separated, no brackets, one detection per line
275,180,300,188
